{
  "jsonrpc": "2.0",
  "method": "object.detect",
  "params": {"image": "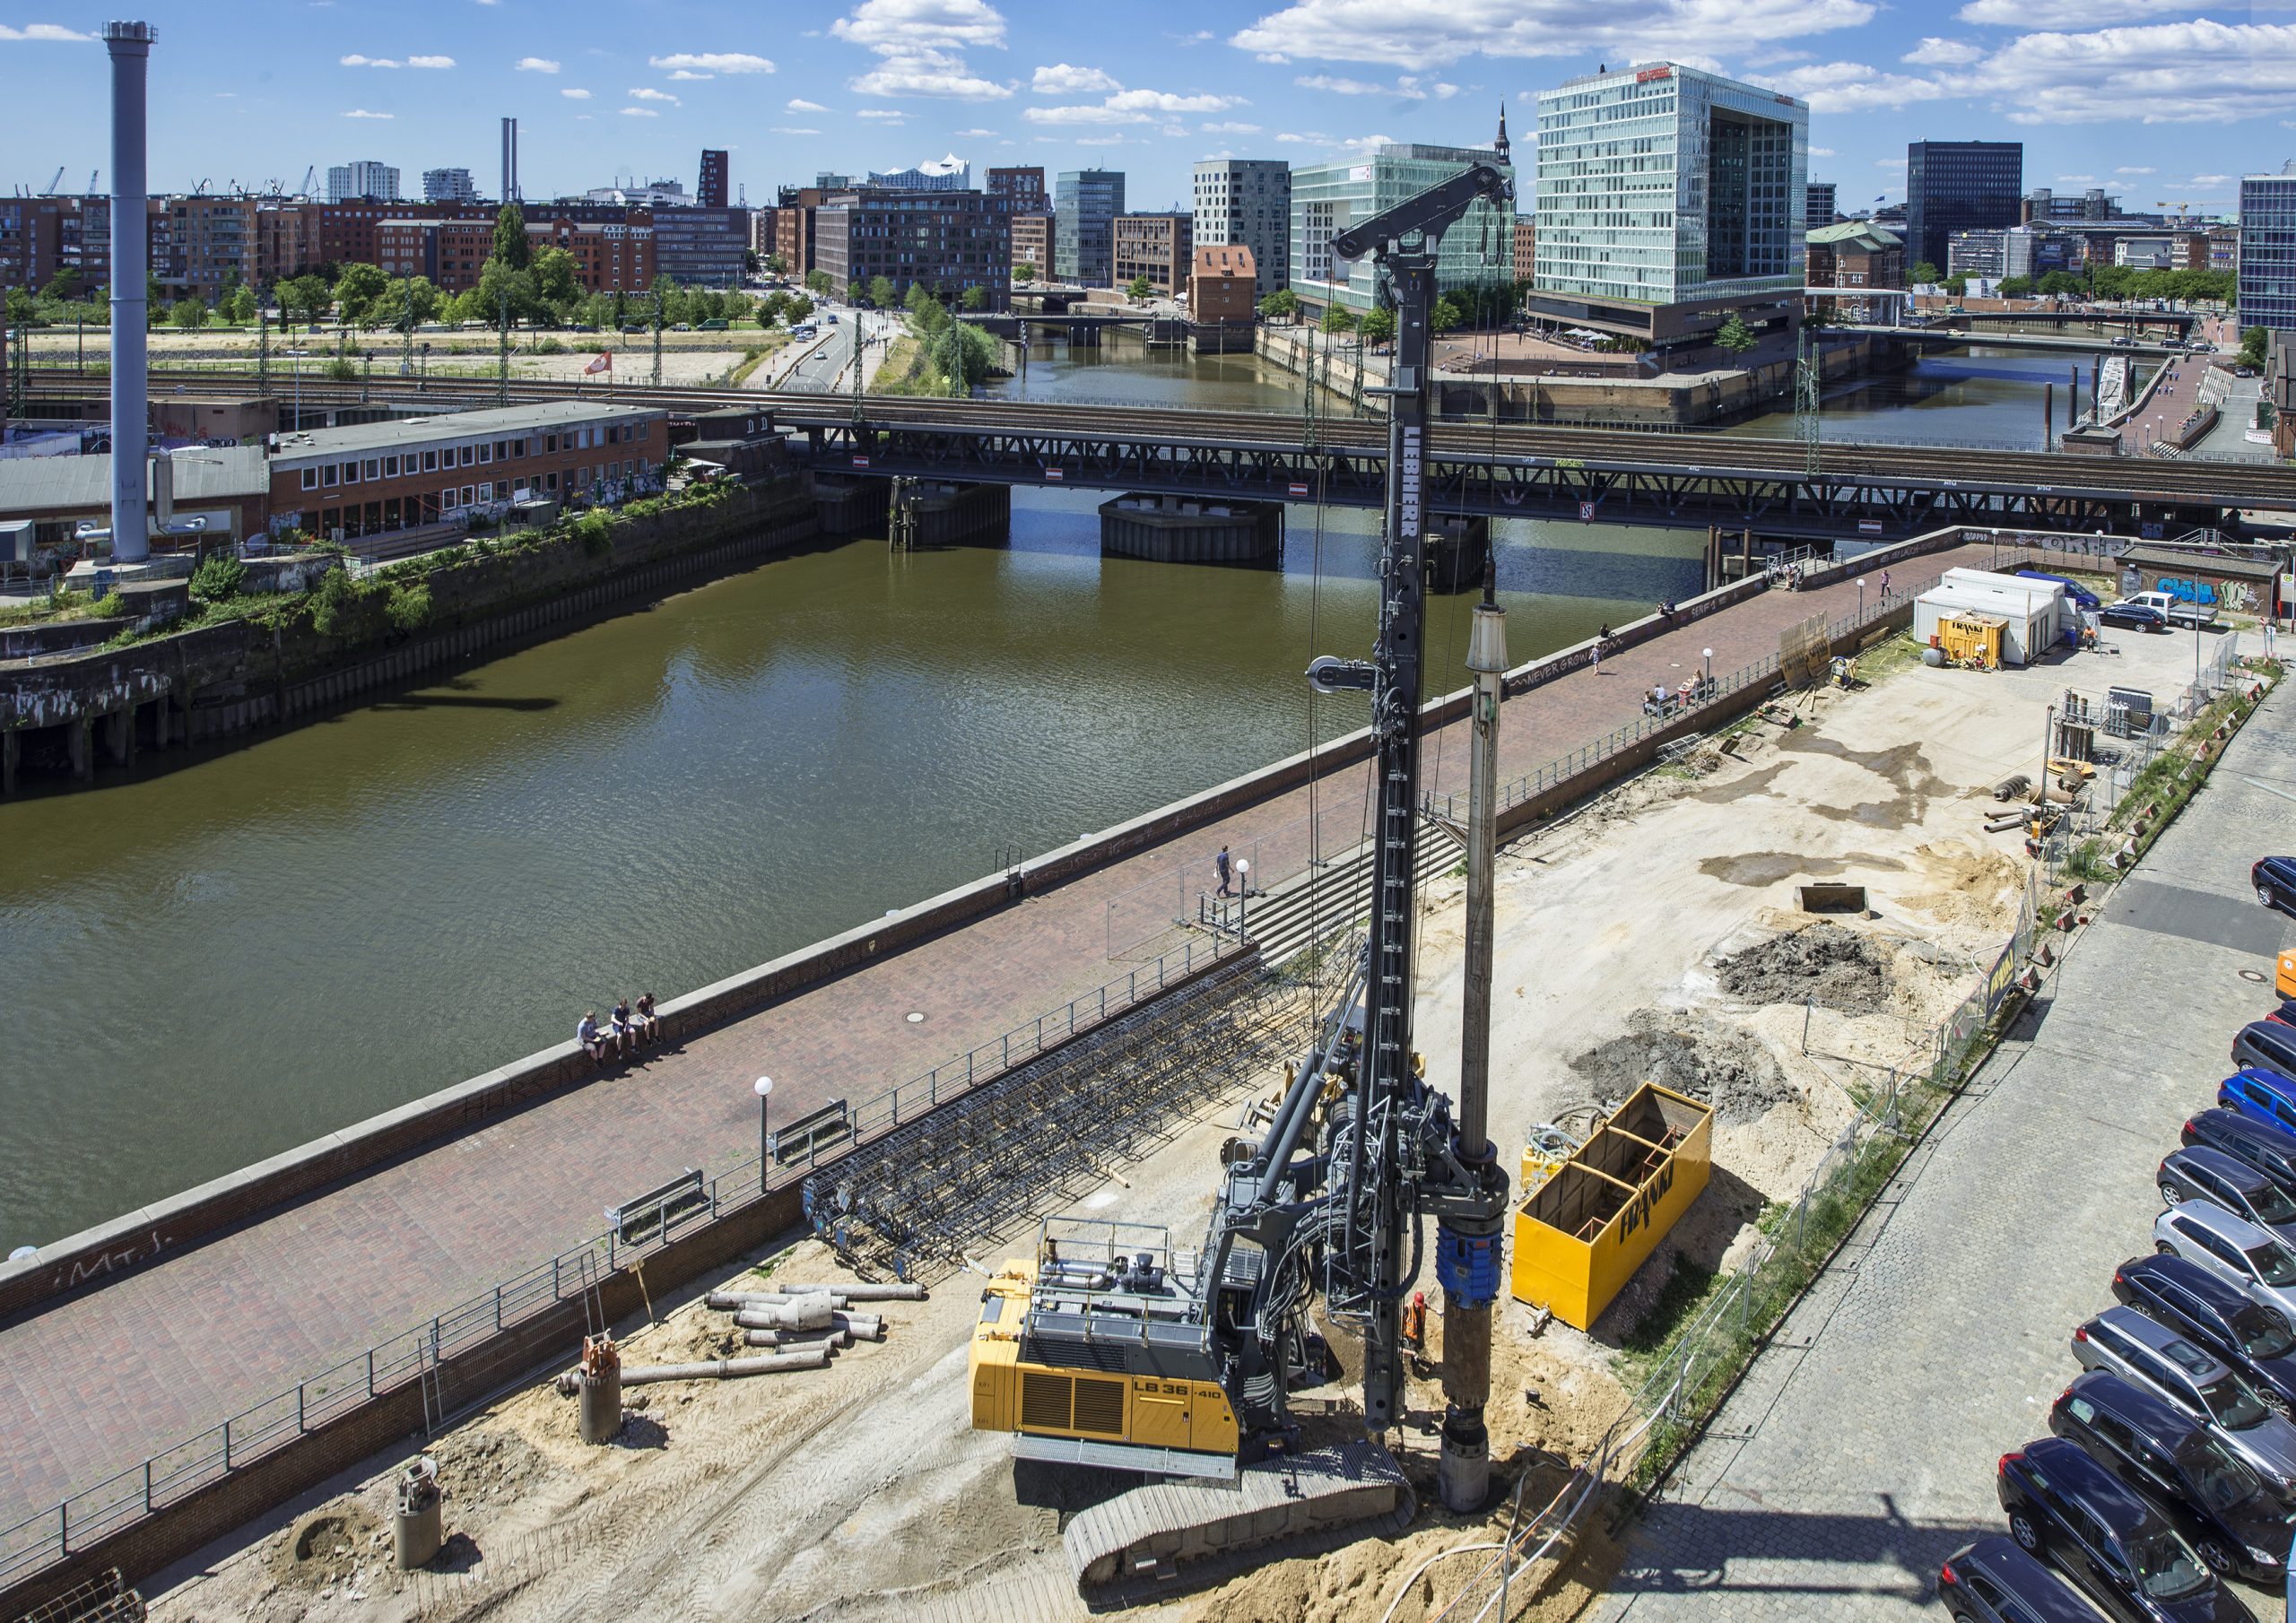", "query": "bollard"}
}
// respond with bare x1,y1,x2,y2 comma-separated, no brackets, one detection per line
394,1456,444,1571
